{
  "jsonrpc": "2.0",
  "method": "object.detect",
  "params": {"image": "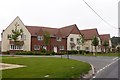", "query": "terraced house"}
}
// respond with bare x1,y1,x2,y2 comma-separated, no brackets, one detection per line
100,34,112,52
80,28,102,52
1,17,82,53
